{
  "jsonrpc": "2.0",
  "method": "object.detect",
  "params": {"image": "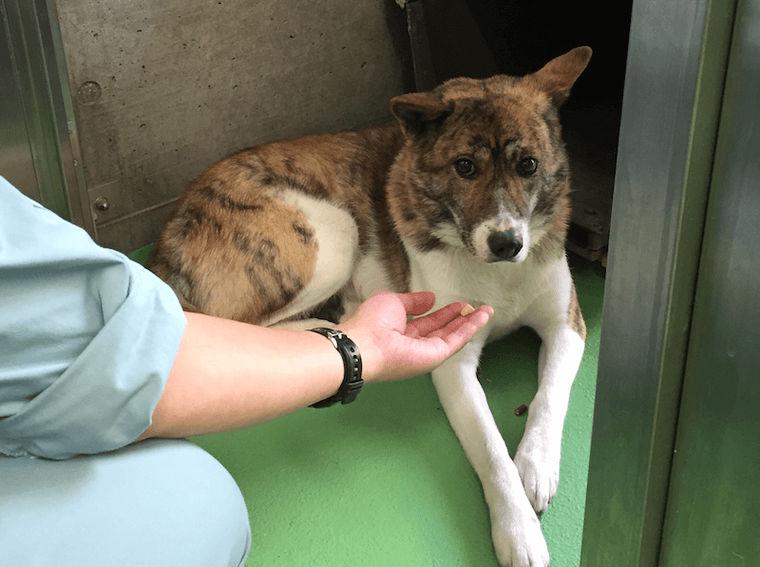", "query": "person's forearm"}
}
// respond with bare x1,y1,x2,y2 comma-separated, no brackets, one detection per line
138,292,492,441
140,312,352,439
